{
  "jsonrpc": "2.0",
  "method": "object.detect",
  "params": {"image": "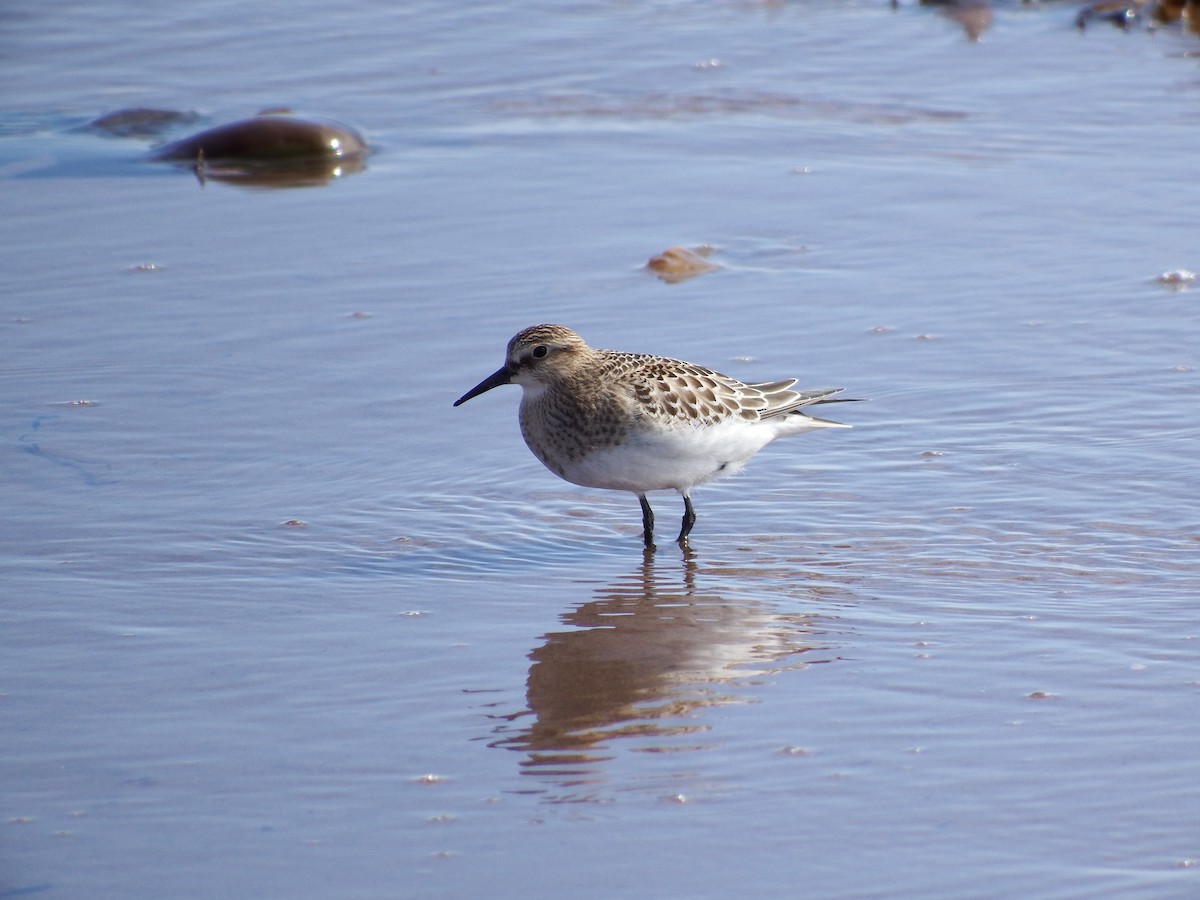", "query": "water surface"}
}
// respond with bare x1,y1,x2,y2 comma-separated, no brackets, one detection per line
3,1,1199,897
